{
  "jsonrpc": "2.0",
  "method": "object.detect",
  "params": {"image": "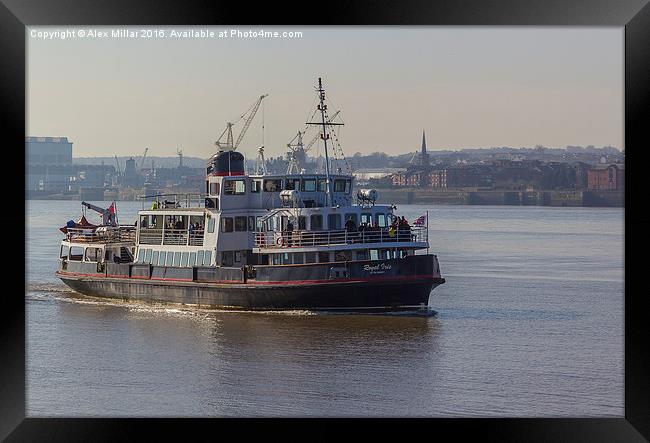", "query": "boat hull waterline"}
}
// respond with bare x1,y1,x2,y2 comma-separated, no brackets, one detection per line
56,272,444,311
